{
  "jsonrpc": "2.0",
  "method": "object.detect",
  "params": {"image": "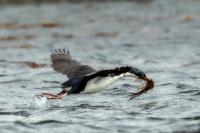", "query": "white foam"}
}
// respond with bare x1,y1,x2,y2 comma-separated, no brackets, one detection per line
30,95,48,109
